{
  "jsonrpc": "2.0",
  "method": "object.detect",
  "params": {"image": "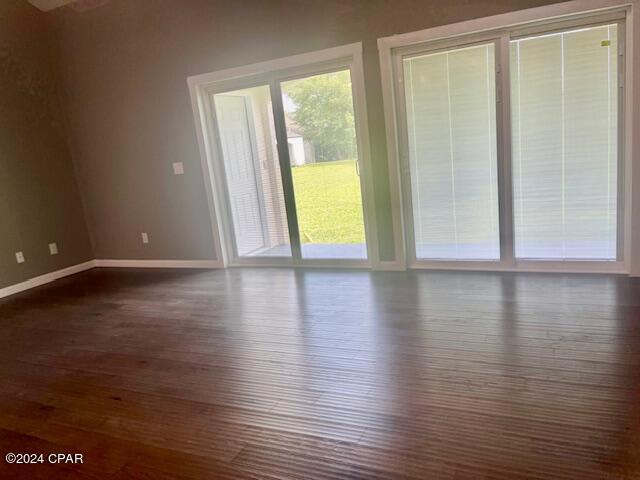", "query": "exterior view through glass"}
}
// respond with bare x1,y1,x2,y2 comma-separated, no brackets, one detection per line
281,69,367,260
